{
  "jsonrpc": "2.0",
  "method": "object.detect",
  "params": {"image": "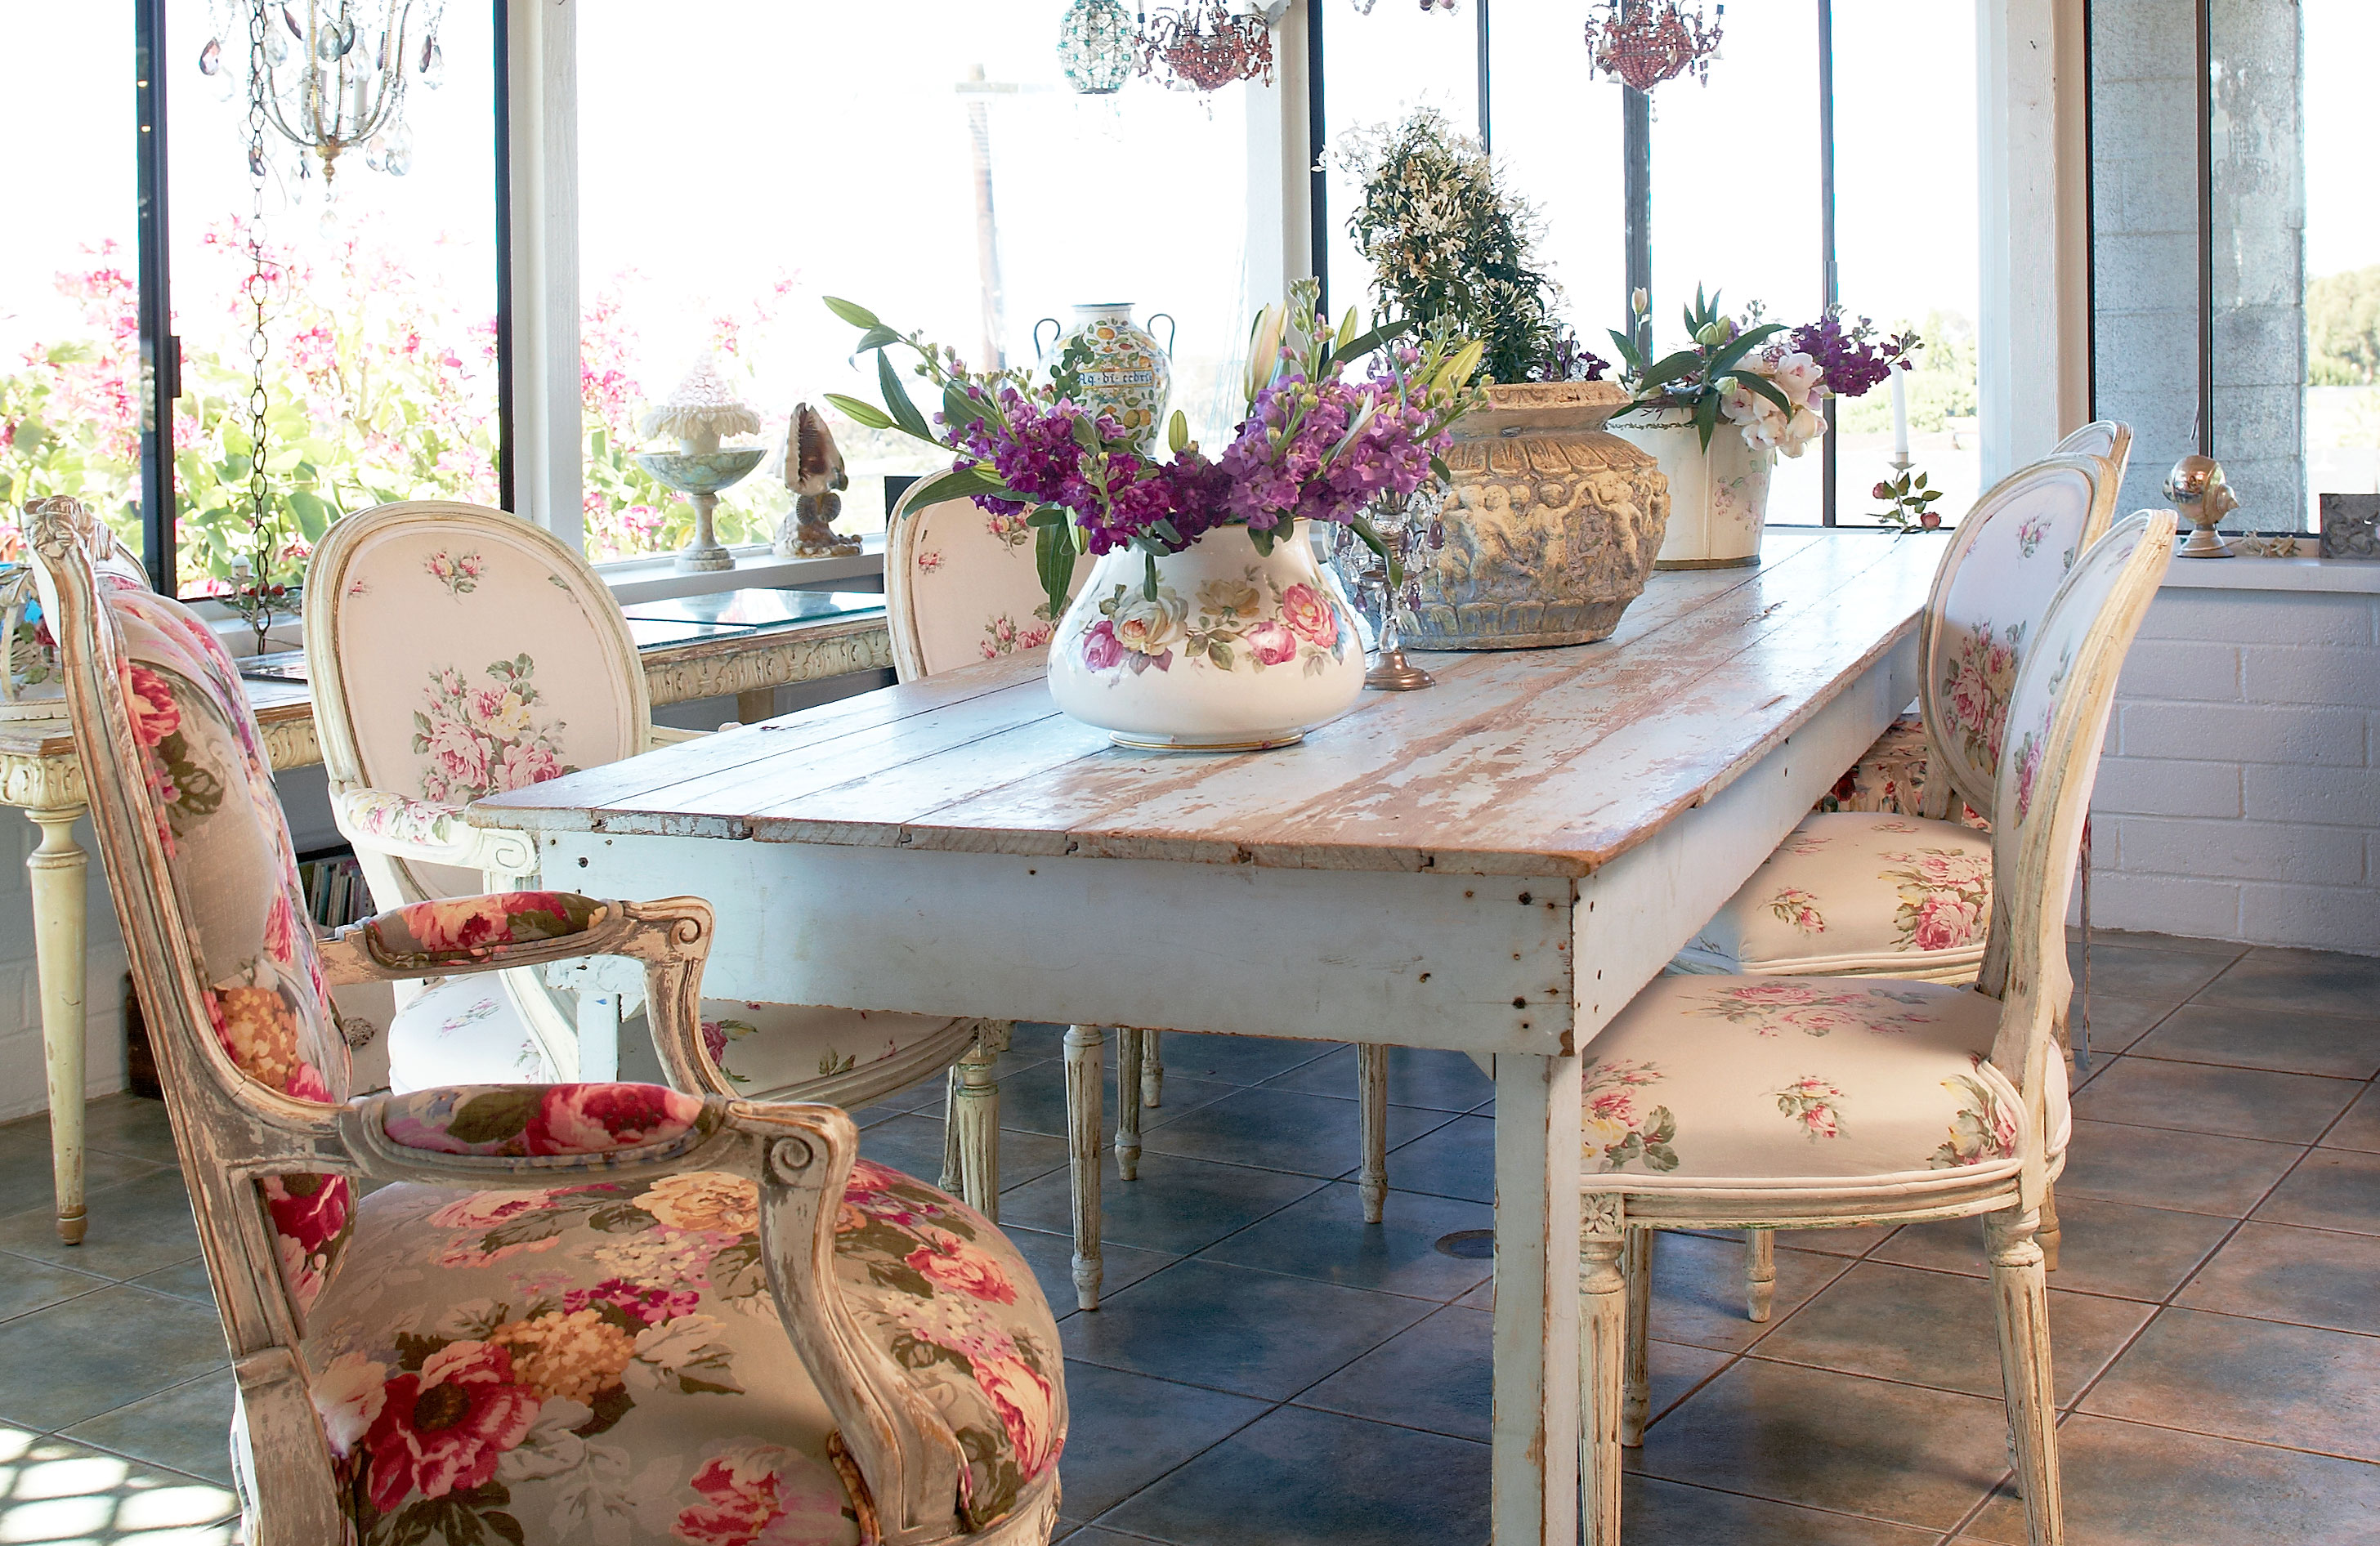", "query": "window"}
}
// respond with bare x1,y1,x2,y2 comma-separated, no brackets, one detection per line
1313,1,1982,528
165,0,500,597
0,6,141,564
574,2,1263,562
2297,0,2378,525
